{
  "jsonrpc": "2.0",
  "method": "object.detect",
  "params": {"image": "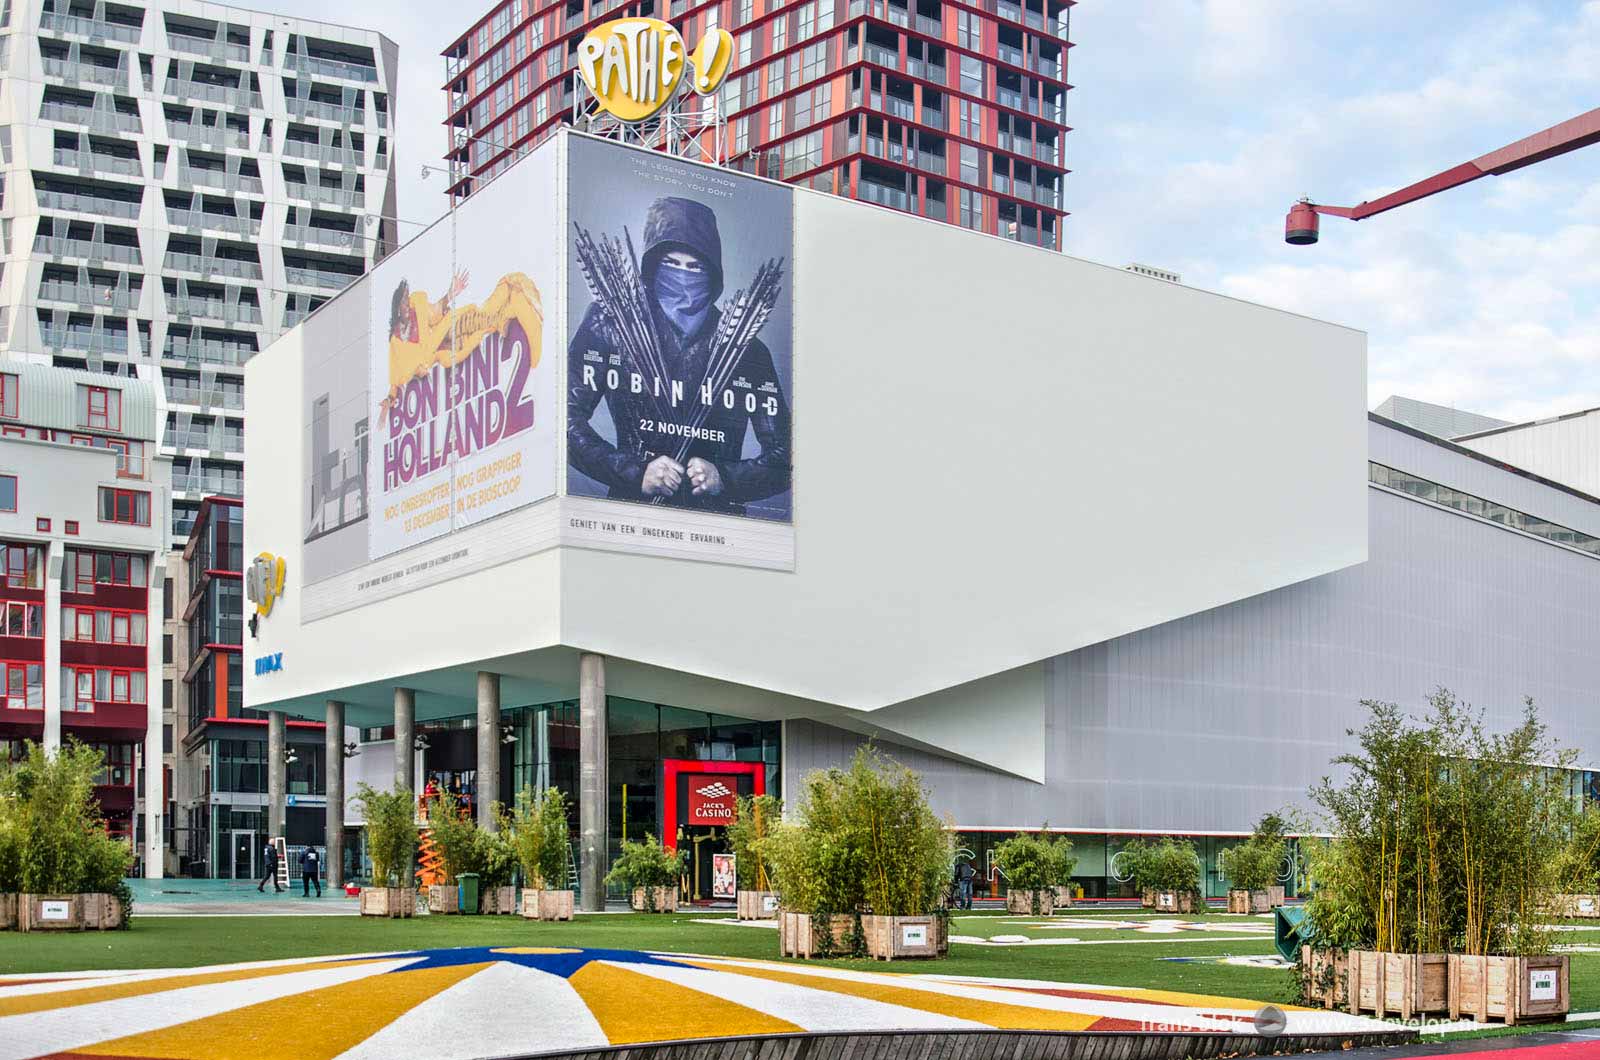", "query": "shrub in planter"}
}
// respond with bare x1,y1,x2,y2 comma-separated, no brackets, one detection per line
606,834,683,912
766,746,952,960
726,793,781,919
1122,836,1202,912
1221,813,1288,913
511,786,573,920
0,741,133,931
995,830,1076,915
355,782,418,919
425,791,483,911
1302,692,1580,1022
